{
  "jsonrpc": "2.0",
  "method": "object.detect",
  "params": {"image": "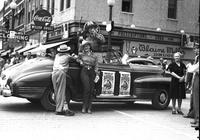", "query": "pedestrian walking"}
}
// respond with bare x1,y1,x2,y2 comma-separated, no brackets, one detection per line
52,44,75,116
187,43,199,128
167,52,186,115
78,40,99,114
